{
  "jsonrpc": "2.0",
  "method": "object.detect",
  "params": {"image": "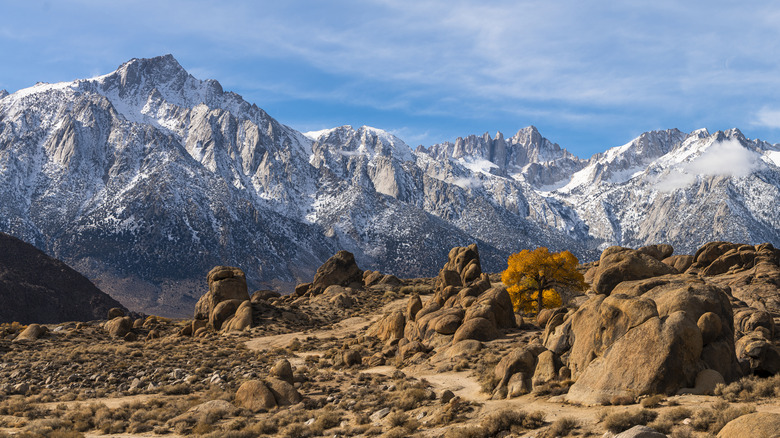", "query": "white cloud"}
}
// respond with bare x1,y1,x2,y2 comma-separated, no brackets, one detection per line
753,107,780,129
655,139,762,192
451,177,482,190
